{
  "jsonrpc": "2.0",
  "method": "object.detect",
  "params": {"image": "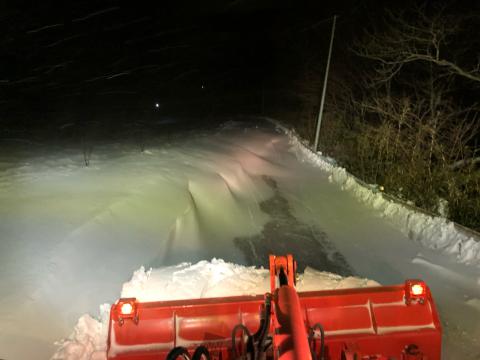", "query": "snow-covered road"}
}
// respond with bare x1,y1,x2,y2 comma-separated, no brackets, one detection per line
0,119,479,359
